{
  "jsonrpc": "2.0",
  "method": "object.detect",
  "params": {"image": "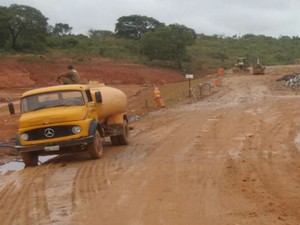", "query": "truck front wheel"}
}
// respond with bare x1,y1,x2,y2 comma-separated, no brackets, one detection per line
88,130,103,159
21,152,38,167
